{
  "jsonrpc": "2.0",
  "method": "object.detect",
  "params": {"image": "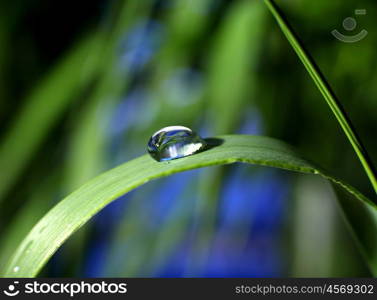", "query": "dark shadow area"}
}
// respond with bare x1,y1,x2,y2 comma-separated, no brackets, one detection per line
203,137,224,151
